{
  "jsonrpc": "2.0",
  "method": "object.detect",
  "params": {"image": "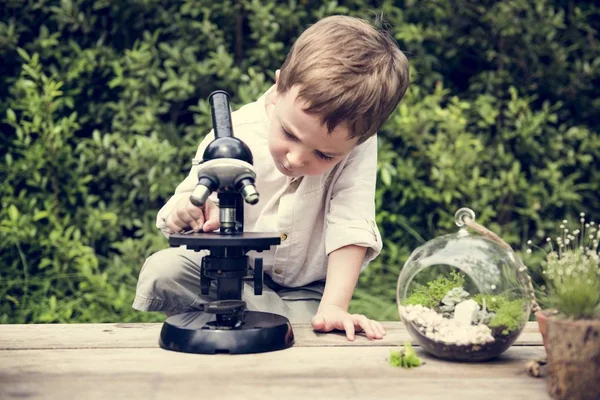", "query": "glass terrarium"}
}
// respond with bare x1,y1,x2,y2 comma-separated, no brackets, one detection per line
396,208,532,362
